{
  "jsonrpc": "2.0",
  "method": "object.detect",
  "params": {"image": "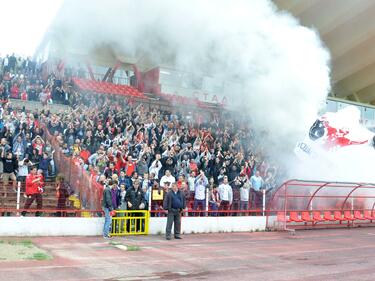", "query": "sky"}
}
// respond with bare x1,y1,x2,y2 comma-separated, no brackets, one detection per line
0,0,62,57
